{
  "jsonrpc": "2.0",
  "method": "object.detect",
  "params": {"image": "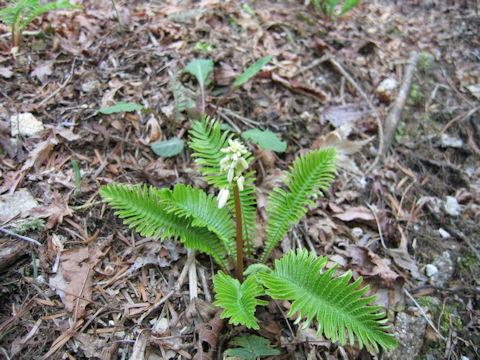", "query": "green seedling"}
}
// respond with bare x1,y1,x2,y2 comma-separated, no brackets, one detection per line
224,335,280,359
99,115,397,353
110,0,123,36
71,158,82,189
0,0,82,49
194,42,214,51
96,56,285,158
311,0,360,20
